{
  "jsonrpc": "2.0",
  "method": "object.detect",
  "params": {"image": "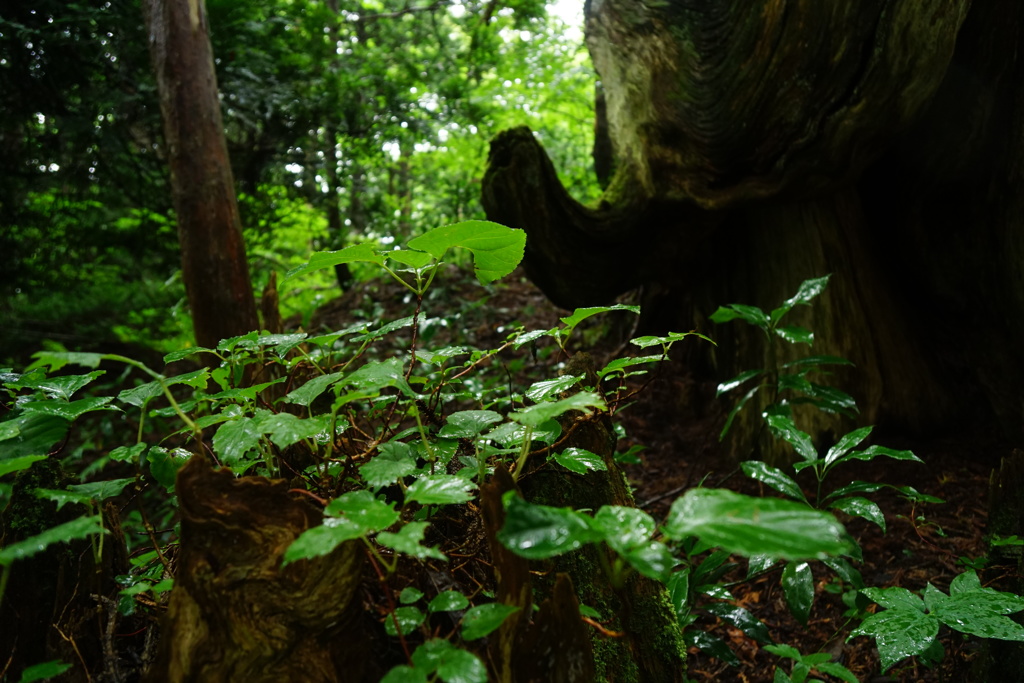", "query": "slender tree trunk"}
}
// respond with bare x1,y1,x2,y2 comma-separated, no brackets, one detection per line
142,0,259,349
